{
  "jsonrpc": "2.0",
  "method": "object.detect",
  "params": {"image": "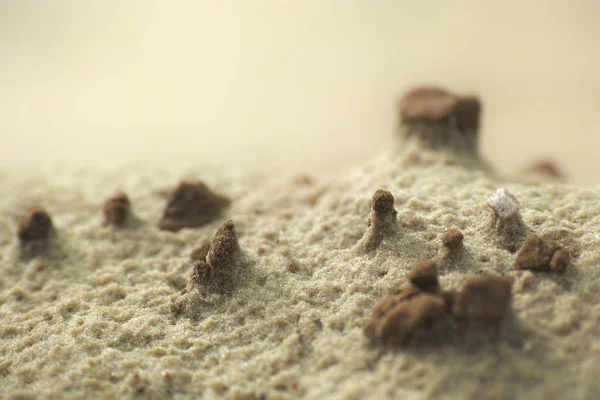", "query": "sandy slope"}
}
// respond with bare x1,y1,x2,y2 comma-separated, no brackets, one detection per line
1,142,599,399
